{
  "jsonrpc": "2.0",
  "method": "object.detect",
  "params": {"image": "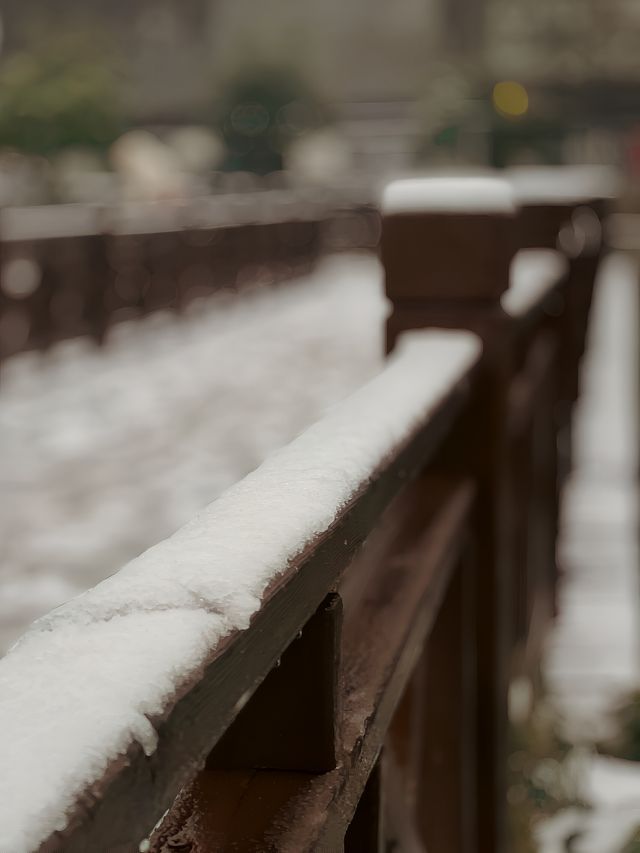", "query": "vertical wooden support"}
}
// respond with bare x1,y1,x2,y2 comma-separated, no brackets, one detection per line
384,656,428,851
344,758,384,853
511,181,608,638
382,176,517,853
208,593,341,773
150,595,342,852
531,343,561,634
421,554,476,853
86,233,110,344
511,171,610,486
